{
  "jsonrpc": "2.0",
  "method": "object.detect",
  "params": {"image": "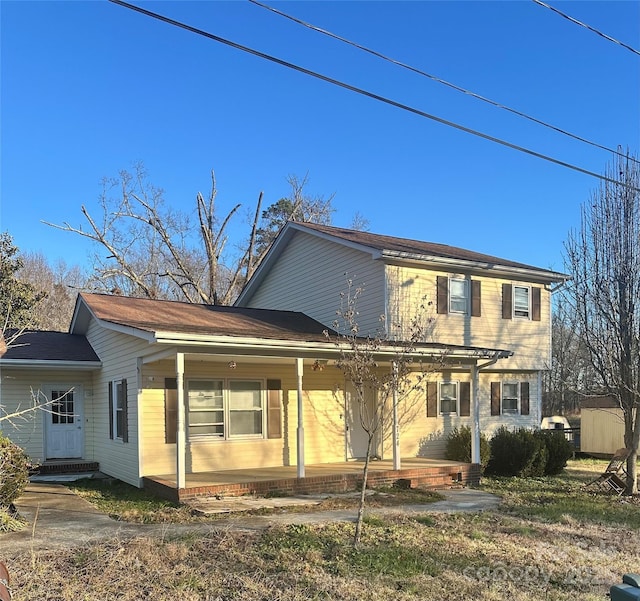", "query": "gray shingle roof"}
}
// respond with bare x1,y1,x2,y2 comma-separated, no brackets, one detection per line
1,331,100,362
